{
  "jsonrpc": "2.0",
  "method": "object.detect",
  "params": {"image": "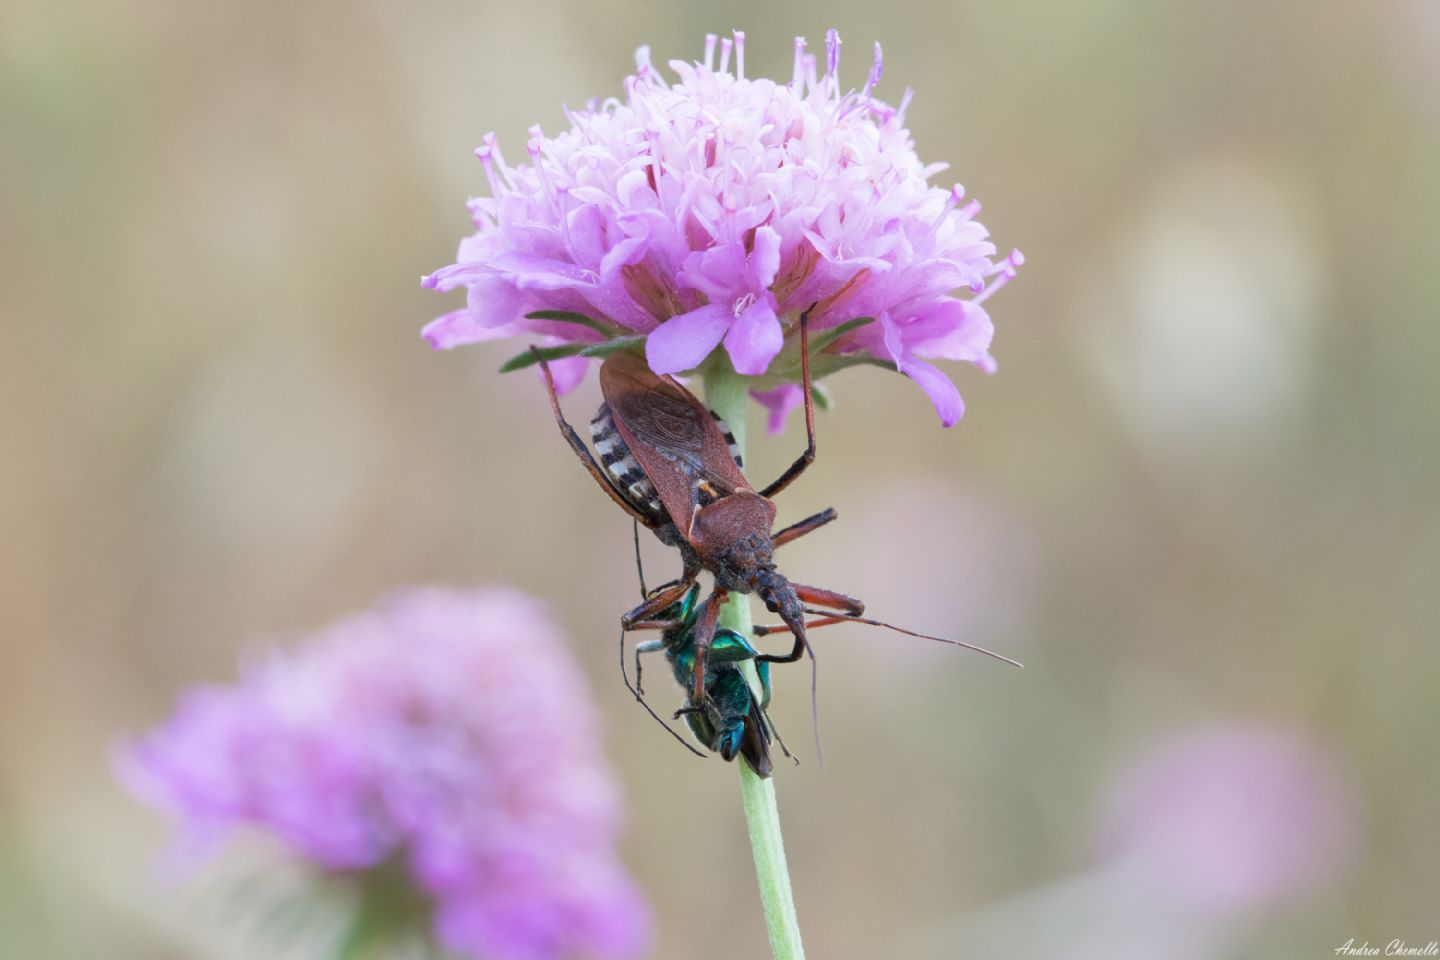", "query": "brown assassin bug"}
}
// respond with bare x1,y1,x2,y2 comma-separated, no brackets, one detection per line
535,308,1019,711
